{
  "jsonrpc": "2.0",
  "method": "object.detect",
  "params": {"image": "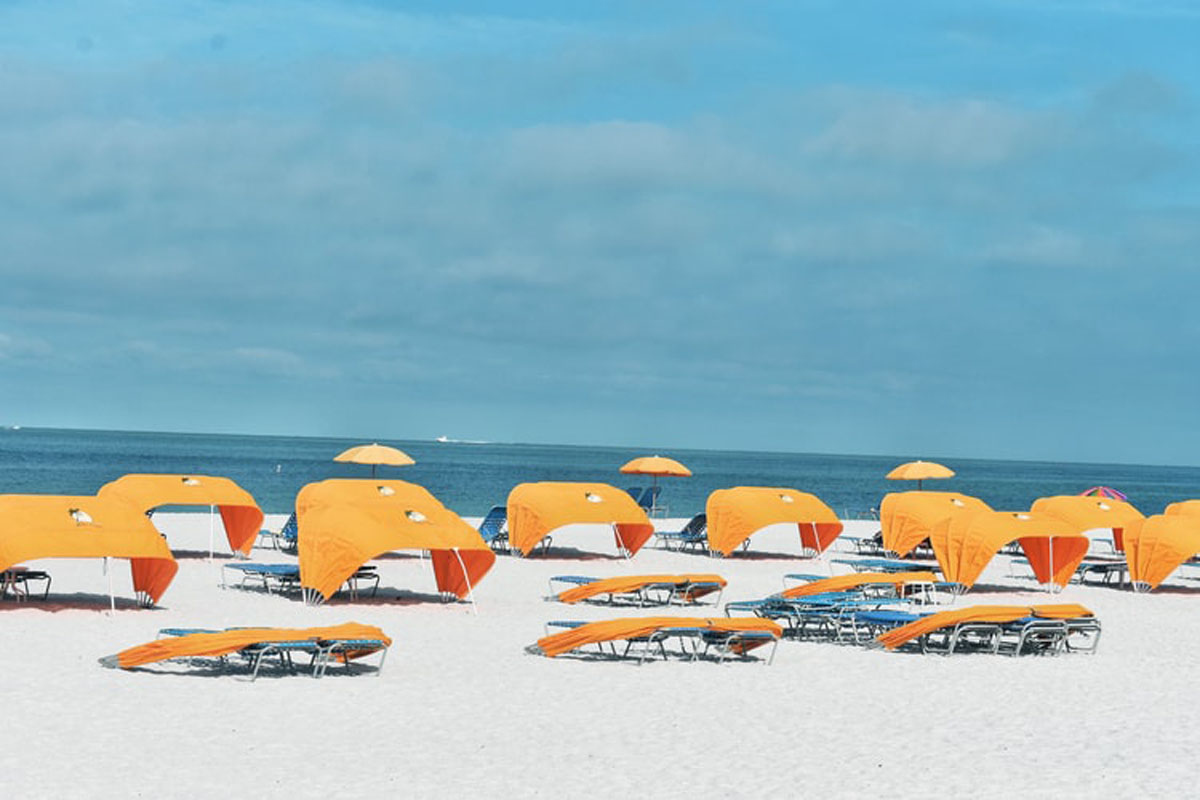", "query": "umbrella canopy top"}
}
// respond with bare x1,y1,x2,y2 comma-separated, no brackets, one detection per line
1079,486,1127,501
886,460,955,481
619,455,692,477
333,443,415,467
